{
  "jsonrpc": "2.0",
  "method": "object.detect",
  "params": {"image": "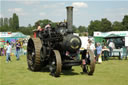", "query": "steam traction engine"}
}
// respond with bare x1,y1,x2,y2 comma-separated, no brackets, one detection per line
27,6,95,77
